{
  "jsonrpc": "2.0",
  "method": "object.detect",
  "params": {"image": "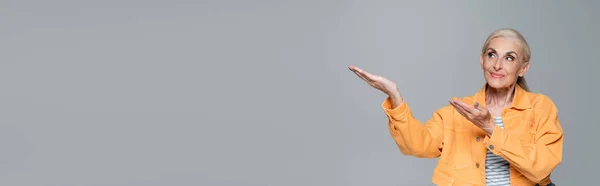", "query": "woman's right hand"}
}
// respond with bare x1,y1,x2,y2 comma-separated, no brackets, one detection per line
348,65,404,106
